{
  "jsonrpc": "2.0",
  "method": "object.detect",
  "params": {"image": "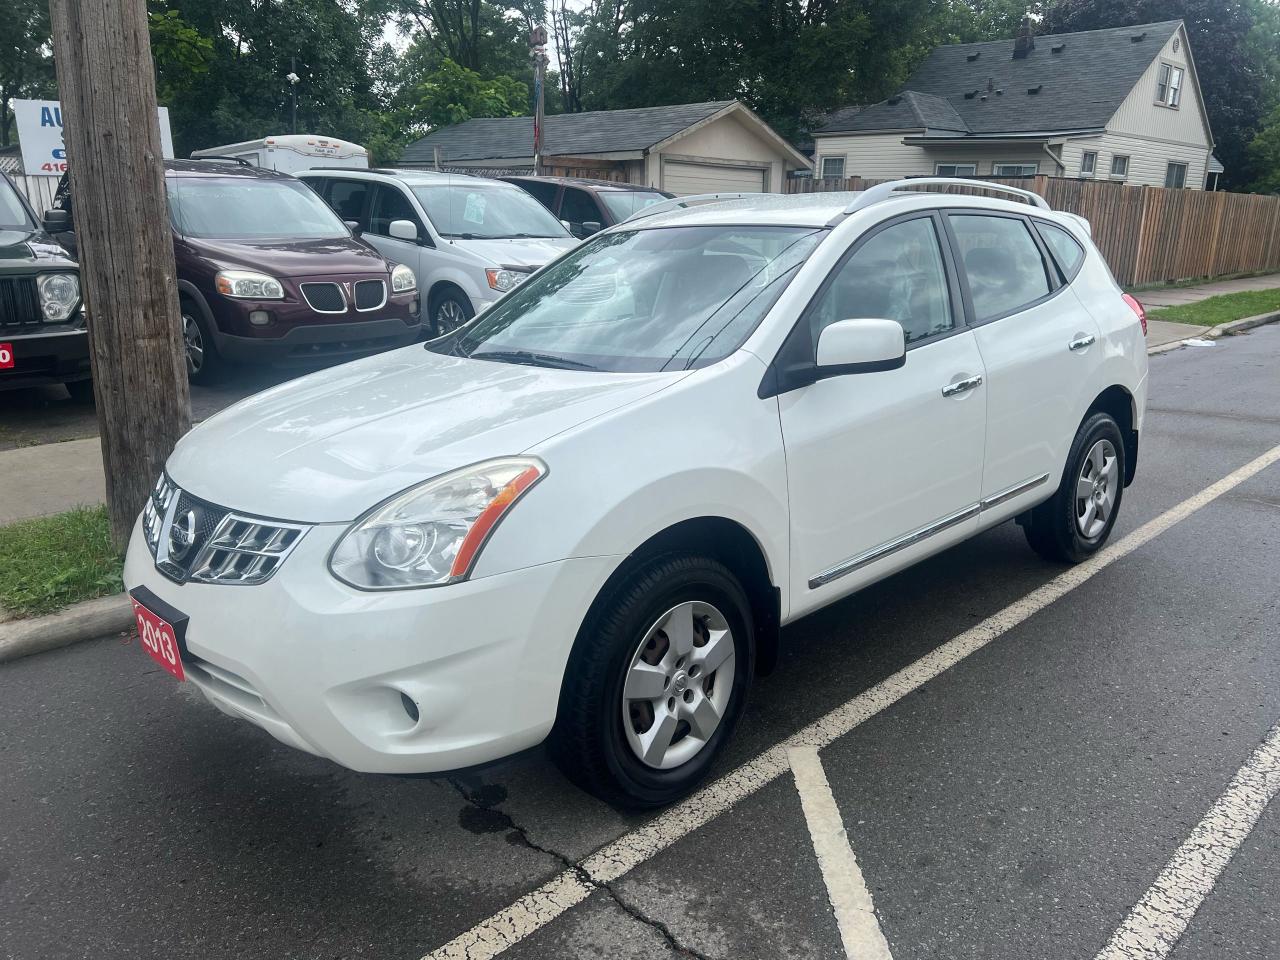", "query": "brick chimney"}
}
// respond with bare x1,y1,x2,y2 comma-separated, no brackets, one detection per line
1013,15,1035,59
